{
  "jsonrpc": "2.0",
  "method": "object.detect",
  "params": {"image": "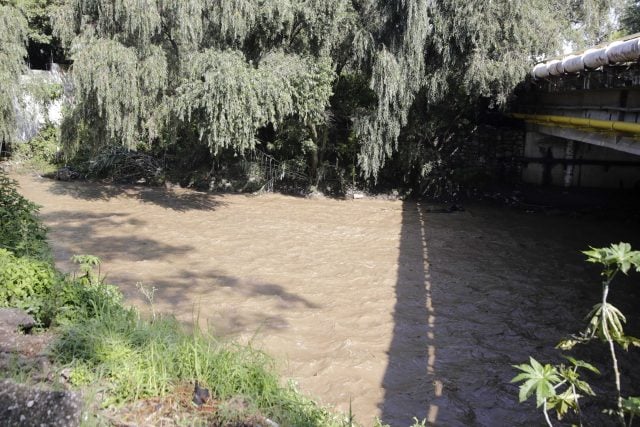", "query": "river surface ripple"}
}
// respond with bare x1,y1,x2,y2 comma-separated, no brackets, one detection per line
15,174,640,426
